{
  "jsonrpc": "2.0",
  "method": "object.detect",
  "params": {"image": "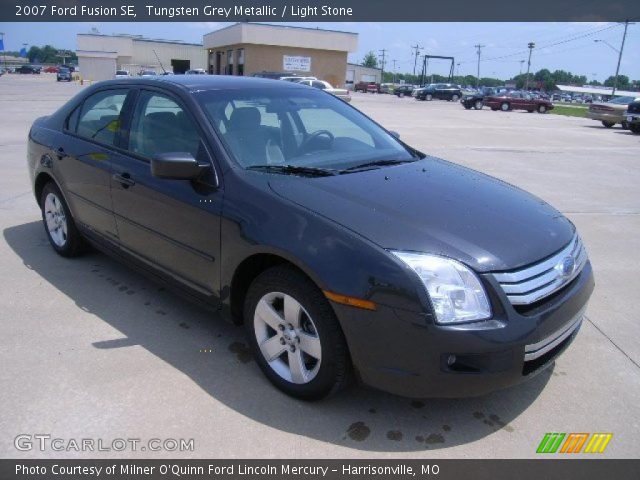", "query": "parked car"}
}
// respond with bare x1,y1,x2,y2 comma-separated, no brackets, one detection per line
586,96,639,129
16,65,41,74
56,67,72,82
484,91,554,113
379,83,393,94
415,83,462,101
185,69,207,75
625,100,640,134
43,66,59,74
139,70,157,77
115,70,130,78
294,79,351,102
394,85,415,98
27,76,593,400
461,87,497,110
354,81,379,93
281,76,316,82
